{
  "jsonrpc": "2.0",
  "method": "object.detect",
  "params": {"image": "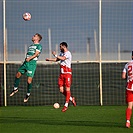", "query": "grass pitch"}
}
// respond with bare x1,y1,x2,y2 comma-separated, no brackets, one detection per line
0,106,133,133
